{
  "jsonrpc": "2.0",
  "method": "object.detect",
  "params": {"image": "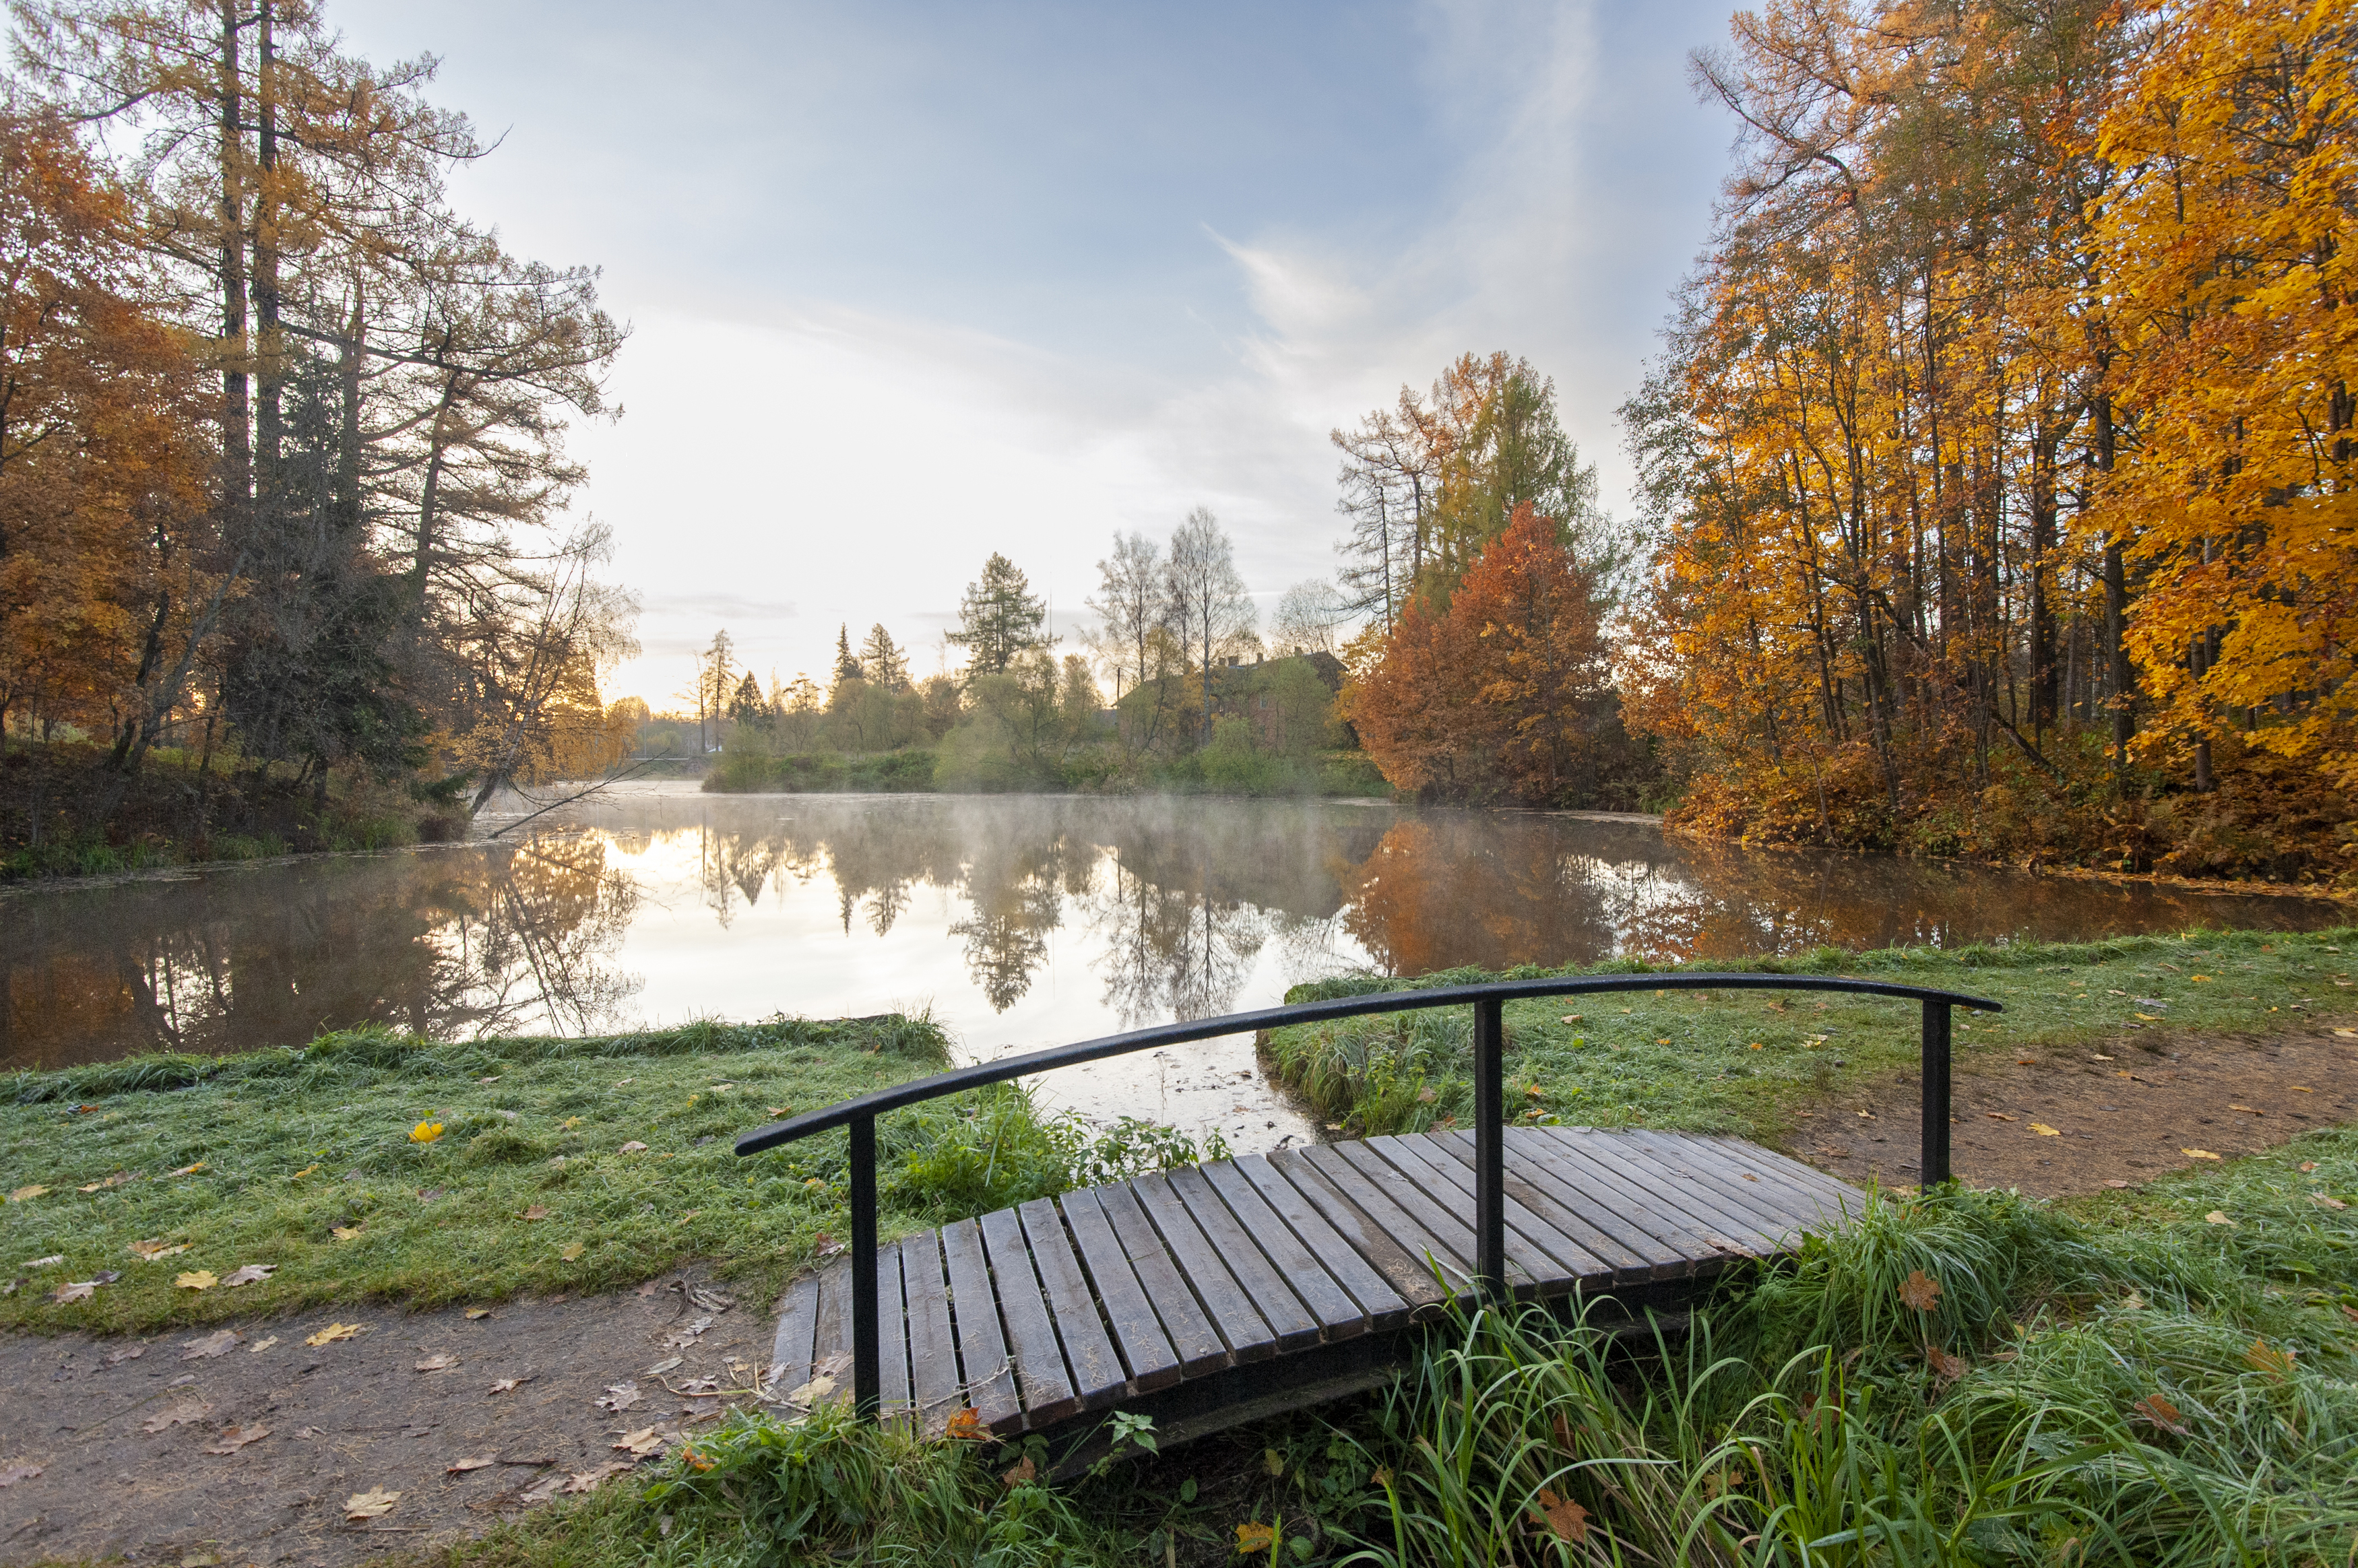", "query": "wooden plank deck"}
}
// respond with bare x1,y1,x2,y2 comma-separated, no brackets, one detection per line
770,1126,1863,1439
